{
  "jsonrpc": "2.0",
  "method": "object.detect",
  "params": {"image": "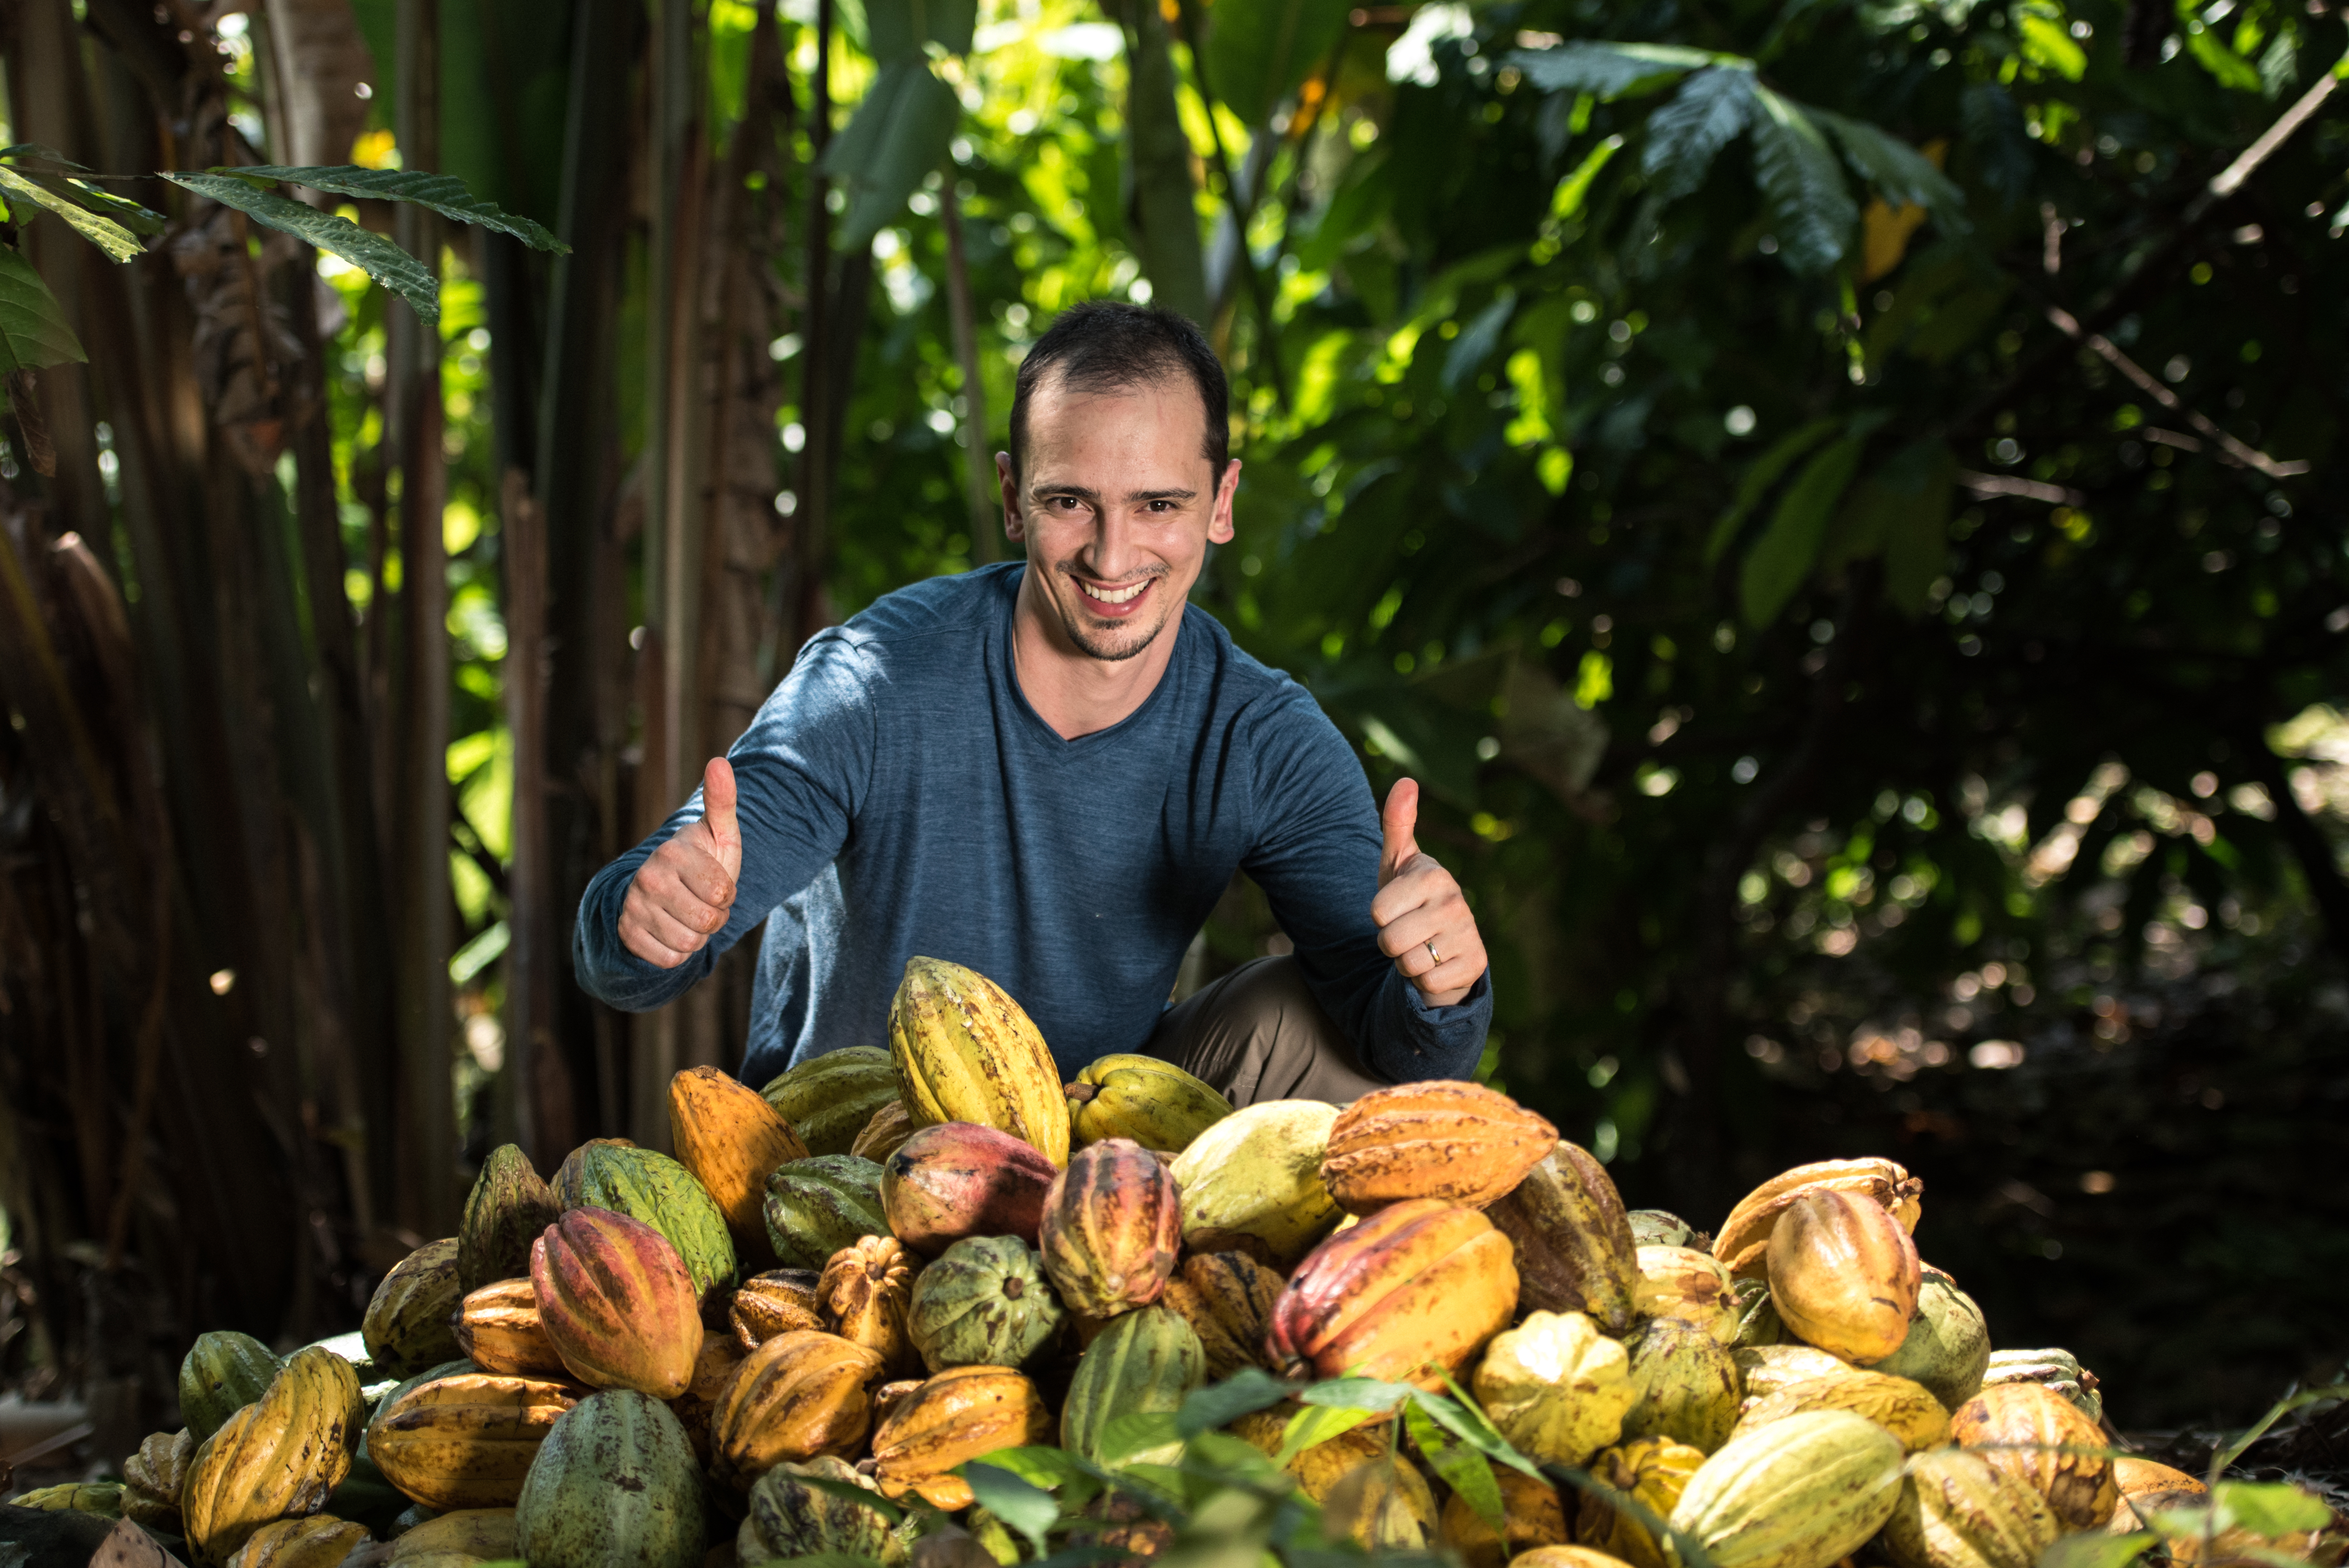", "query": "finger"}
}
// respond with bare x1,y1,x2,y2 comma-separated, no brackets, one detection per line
638,901,716,957
1378,778,1421,886
1370,852,1444,928
701,756,741,875
657,839,738,913
619,914,690,970
1412,954,1486,1006
1376,901,1451,965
